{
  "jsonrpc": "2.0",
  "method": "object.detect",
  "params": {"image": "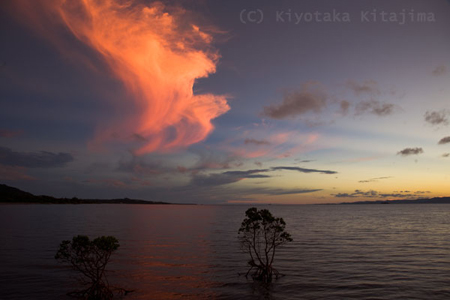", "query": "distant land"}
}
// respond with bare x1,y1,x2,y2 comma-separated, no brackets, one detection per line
0,184,176,204
338,197,450,205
